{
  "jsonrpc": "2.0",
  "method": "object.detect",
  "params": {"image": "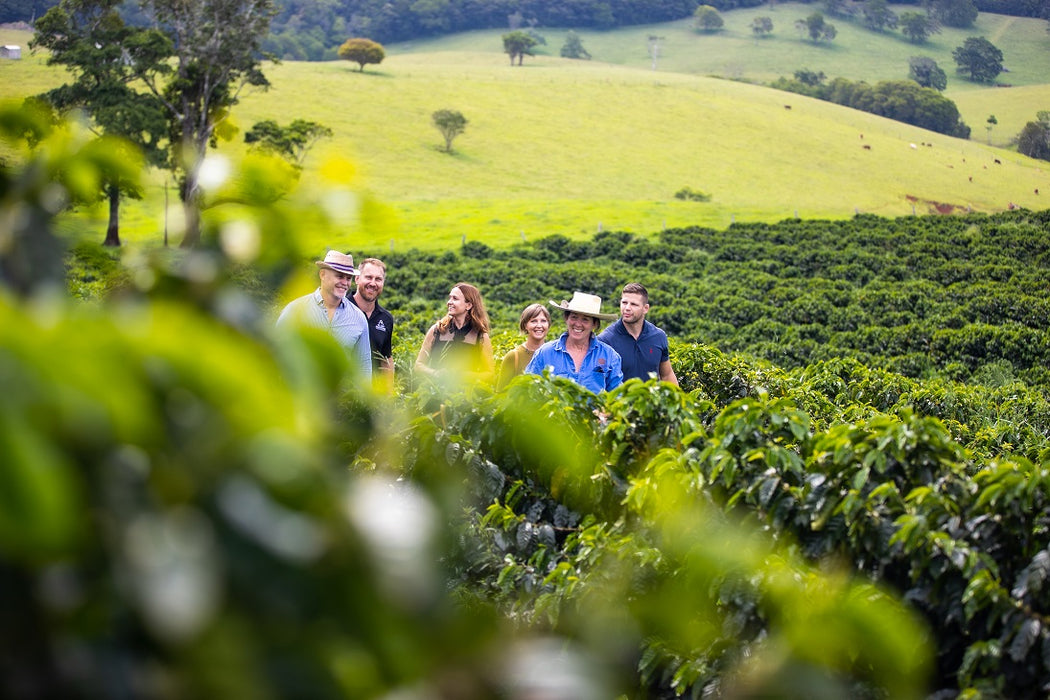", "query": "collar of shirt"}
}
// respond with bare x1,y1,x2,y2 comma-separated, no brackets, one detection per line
312,288,349,309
